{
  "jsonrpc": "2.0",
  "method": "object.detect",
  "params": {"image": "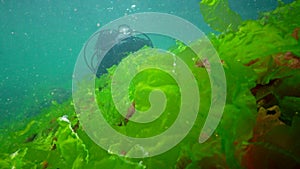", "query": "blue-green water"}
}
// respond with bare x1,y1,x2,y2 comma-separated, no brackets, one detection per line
0,1,299,168
0,0,293,131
